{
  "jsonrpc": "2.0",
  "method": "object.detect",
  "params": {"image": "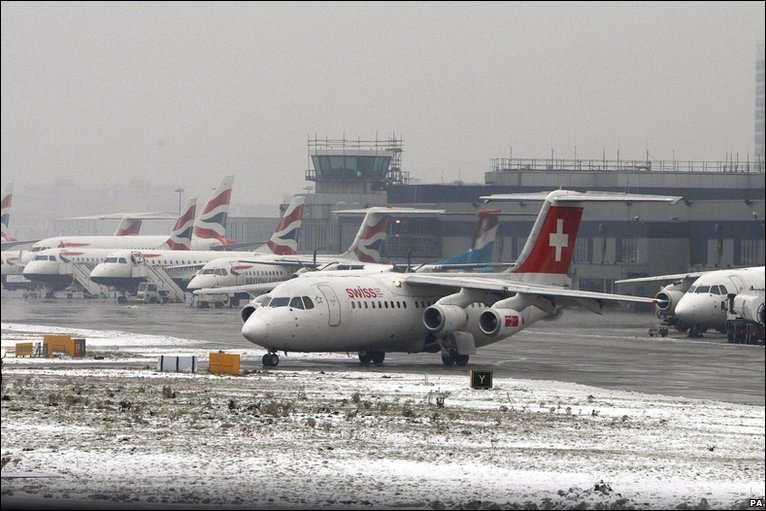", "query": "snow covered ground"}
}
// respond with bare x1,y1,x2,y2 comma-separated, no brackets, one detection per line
1,322,764,510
